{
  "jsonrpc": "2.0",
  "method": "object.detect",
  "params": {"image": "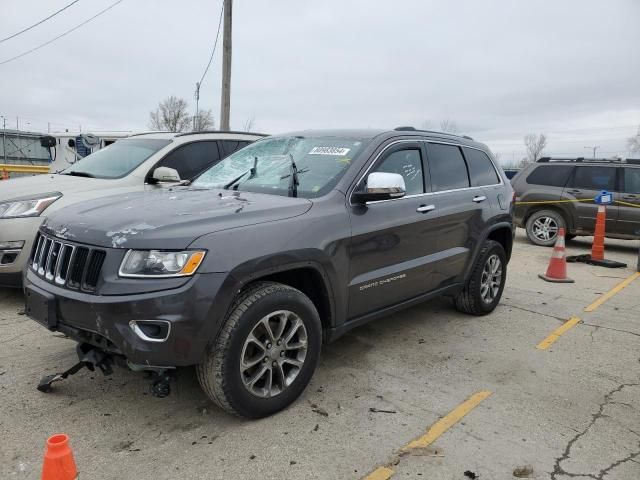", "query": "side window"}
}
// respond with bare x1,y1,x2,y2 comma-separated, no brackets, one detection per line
428,143,469,191
623,168,640,194
569,166,616,191
371,148,424,196
219,140,251,157
526,165,574,187
464,148,500,186
155,141,221,180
